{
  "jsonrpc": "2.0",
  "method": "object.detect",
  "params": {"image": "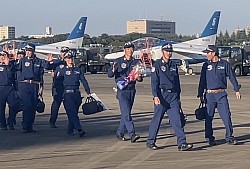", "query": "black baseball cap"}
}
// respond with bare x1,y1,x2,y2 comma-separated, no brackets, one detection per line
202,45,218,53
